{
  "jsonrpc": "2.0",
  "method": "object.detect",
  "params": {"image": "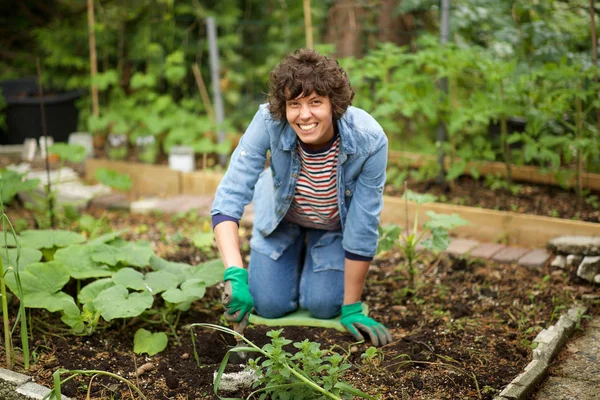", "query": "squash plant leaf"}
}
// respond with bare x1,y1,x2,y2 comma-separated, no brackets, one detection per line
0,233,19,247
48,143,87,163
19,229,86,249
78,278,115,305
61,301,101,336
133,328,168,356
54,244,112,279
403,189,437,204
91,241,154,267
0,248,43,271
112,268,179,294
87,229,129,246
4,261,73,312
162,278,206,307
420,228,451,253
187,259,224,288
149,254,193,284
93,285,154,321
423,211,469,230
95,167,133,191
